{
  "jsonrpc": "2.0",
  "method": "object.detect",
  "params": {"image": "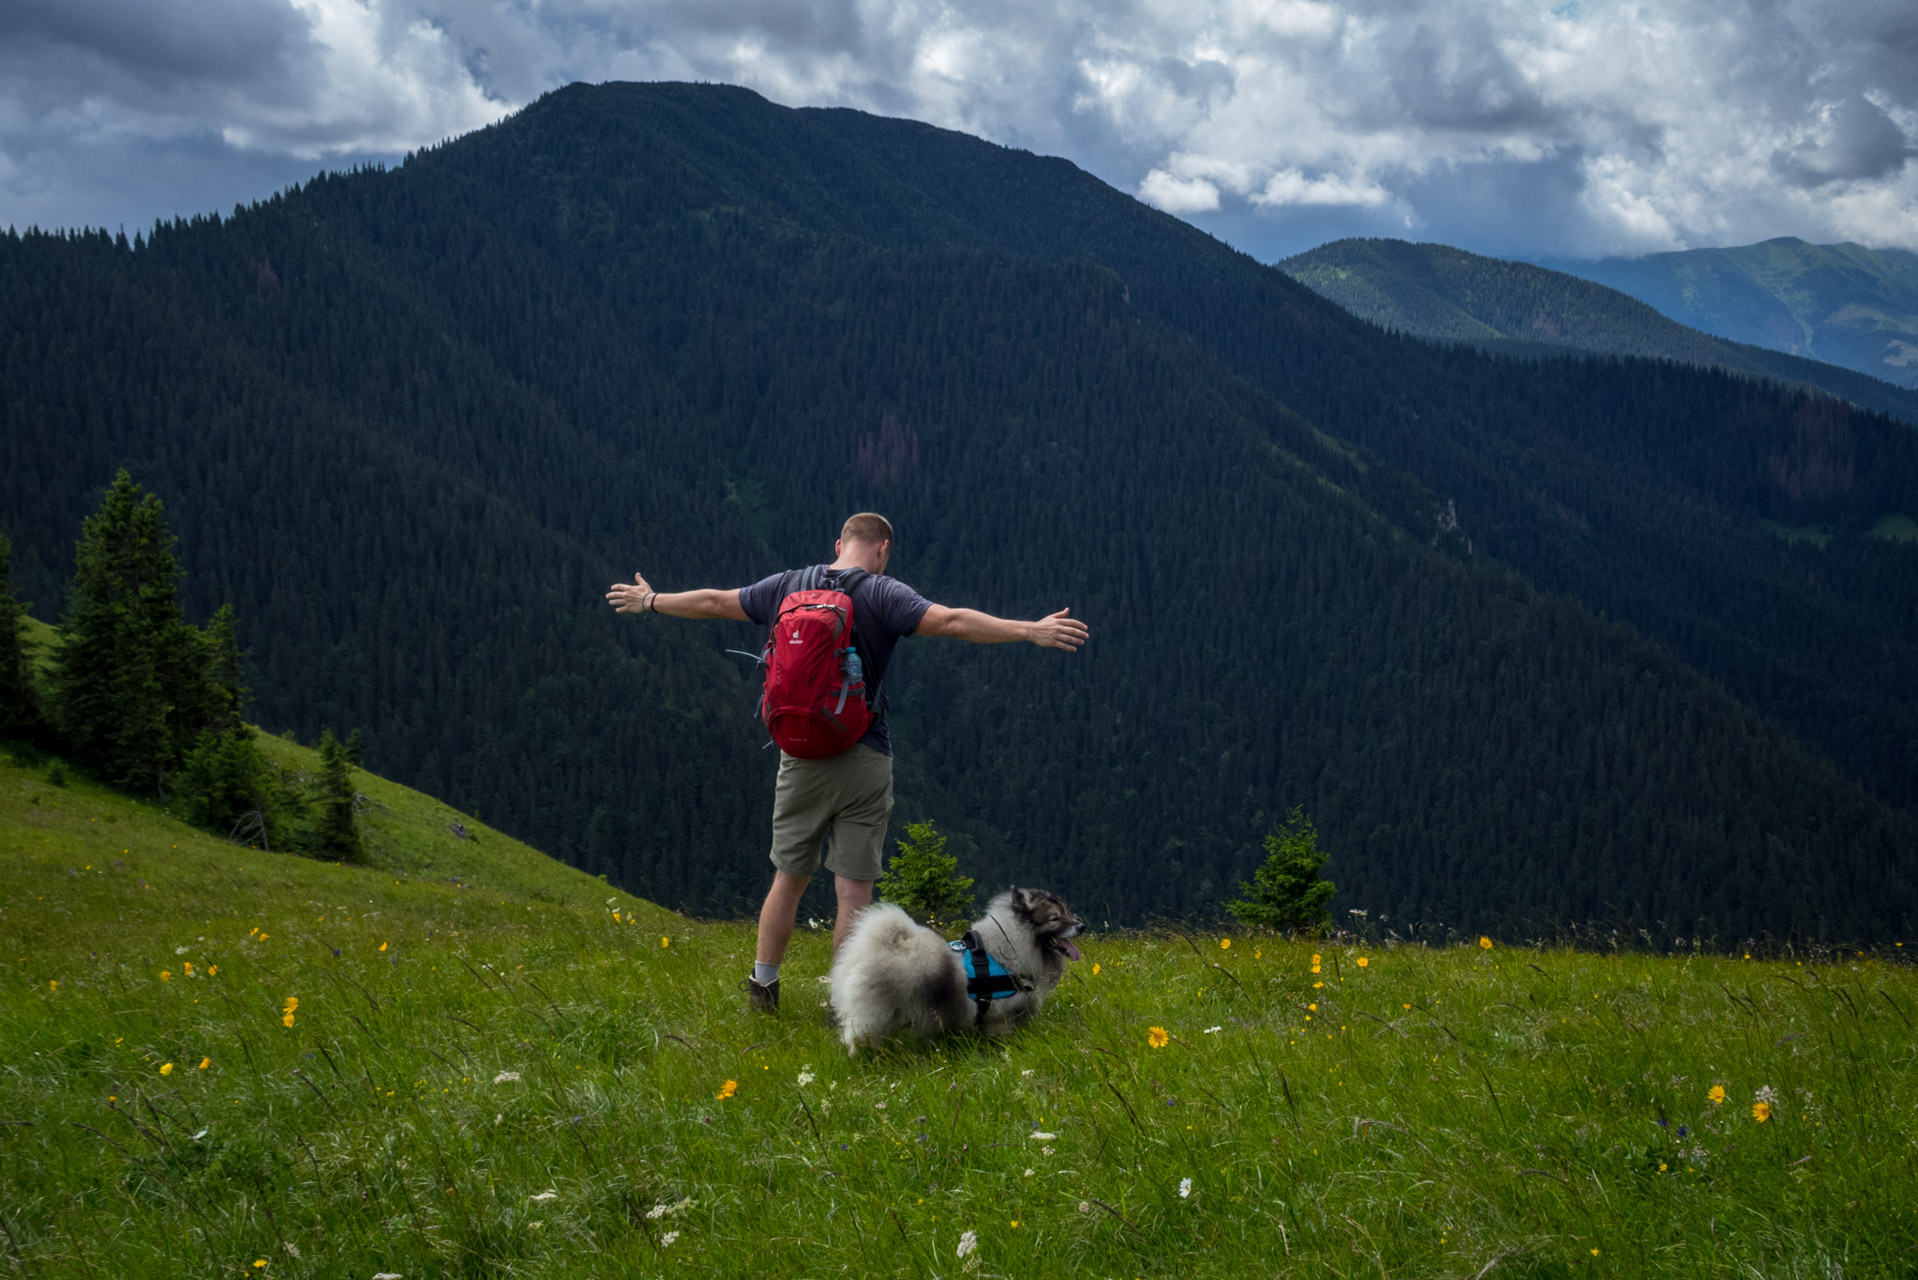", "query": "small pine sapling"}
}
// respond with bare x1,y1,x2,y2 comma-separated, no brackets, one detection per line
880,820,975,932
0,533,41,736
312,729,364,861
1227,806,1335,935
